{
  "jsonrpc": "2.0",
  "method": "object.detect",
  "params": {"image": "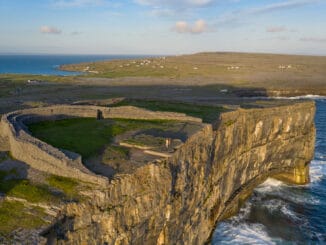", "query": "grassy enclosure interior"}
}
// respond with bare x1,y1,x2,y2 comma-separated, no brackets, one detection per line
28,118,177,159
